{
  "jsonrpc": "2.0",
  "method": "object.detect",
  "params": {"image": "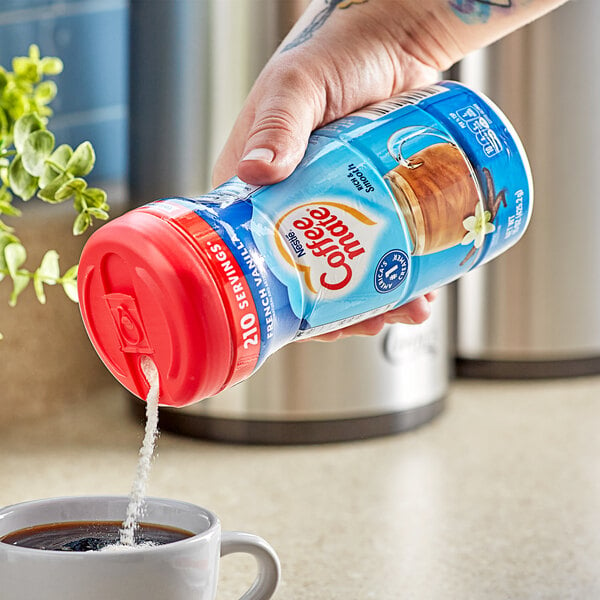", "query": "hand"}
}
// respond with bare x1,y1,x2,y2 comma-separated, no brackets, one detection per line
212,0,455,188
212,0,452,339
213,0,569,188
211,1,454,339
212,0,567,341
307,291,438,342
